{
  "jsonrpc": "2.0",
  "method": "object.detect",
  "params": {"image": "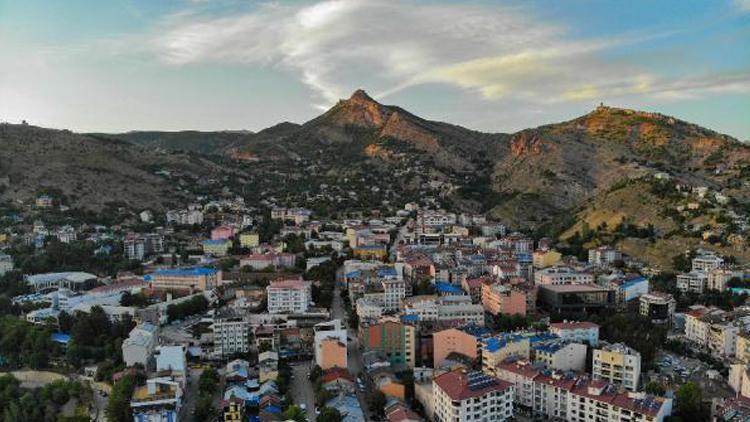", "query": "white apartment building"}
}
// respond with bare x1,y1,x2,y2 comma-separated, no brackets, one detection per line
685,307,713,346
266,279,312,314
497,360,673,422
0,253,14,276
708,321,740,358
548,321,600,346
381,278,406,312
692,252,724,272
592,342,642,391
433,369,514,422
417,210,457,227
436,296,485,326
402,295,484,326
588,246,623,267
676,271,708,294
534,266,595,285
532,341,588,372
213,314,251,358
